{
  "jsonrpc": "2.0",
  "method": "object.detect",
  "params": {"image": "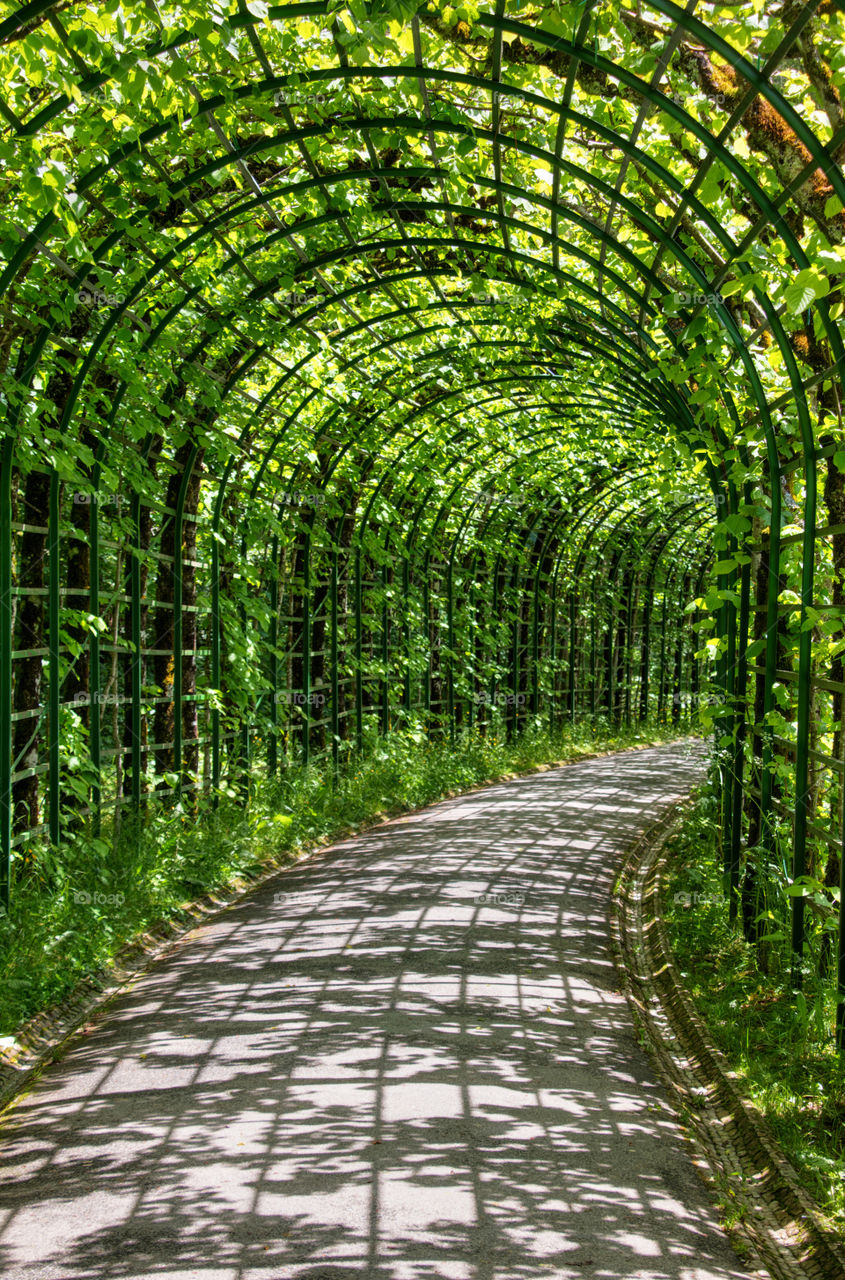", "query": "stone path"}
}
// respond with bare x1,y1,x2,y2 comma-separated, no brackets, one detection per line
0,742,754,1280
